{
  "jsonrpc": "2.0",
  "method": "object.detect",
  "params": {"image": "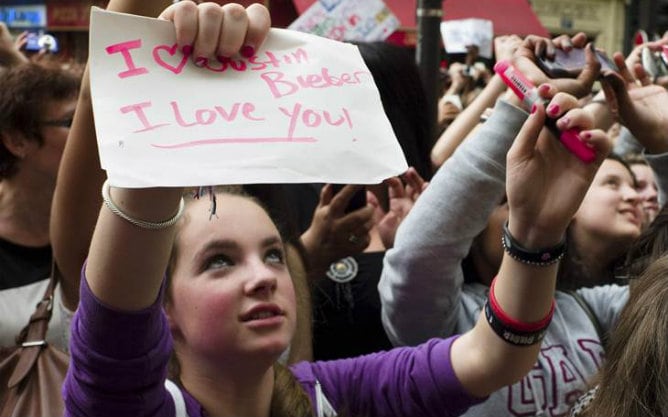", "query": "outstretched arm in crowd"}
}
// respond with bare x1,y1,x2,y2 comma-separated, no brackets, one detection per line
0,22,28,68
430,35,523,169
379,34,600,347
50,0,172,310
450,95,611,397
601,60,668,206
